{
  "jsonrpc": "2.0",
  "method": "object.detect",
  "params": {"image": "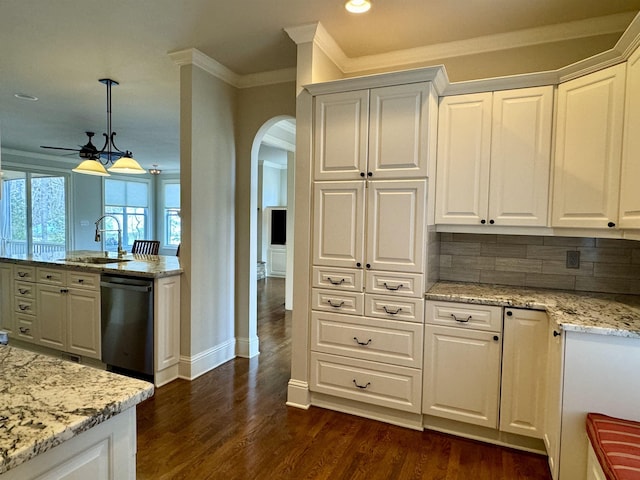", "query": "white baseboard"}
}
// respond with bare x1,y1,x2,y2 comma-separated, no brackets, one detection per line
286,379,311,409
235,336,260,358
178,338,236,381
